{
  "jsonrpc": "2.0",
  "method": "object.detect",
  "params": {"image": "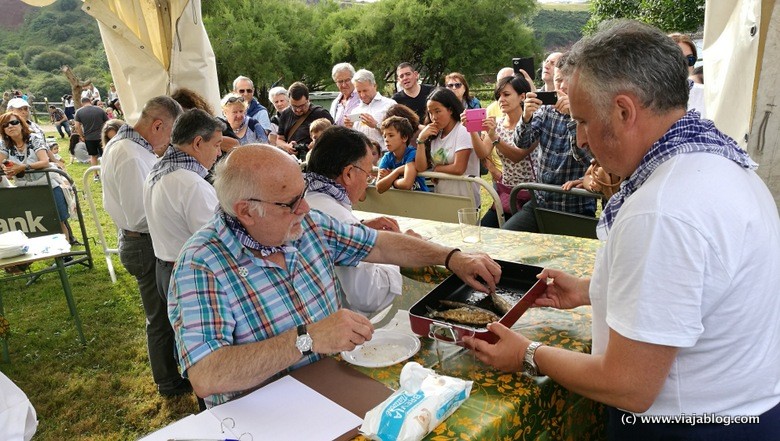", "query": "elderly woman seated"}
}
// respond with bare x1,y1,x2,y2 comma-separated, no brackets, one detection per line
220,93,269,145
